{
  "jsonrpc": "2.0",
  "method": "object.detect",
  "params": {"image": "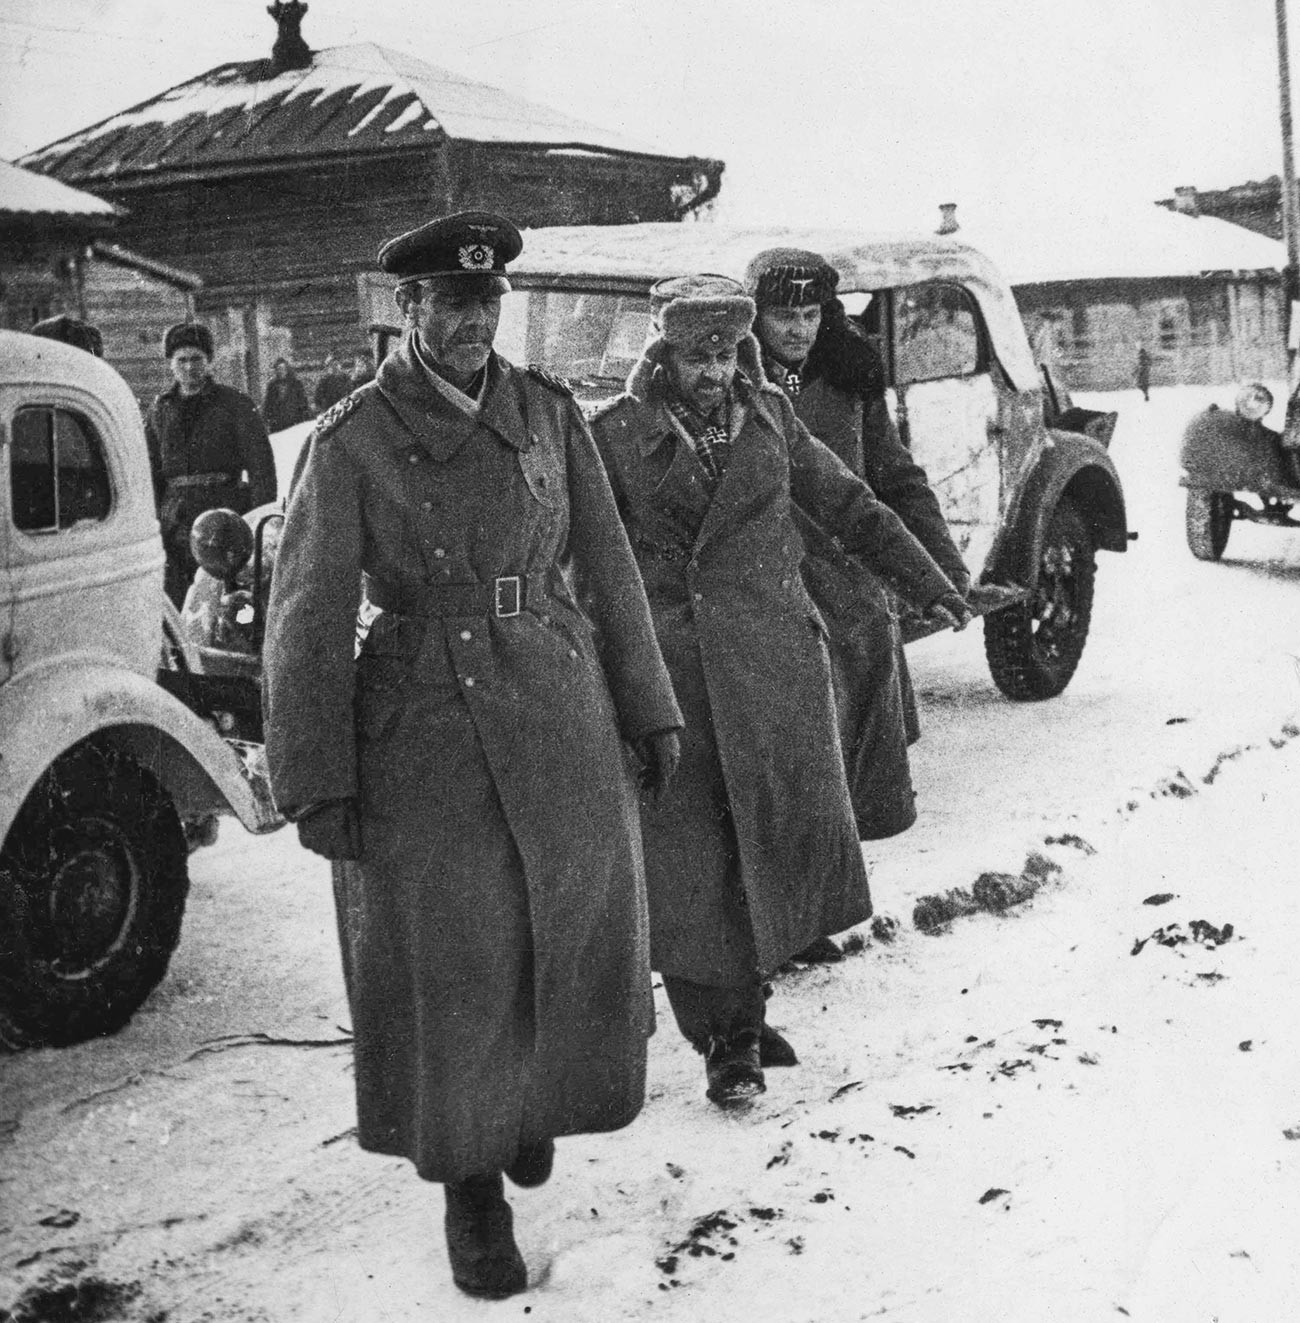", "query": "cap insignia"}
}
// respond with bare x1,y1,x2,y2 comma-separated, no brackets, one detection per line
459,243,495,271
